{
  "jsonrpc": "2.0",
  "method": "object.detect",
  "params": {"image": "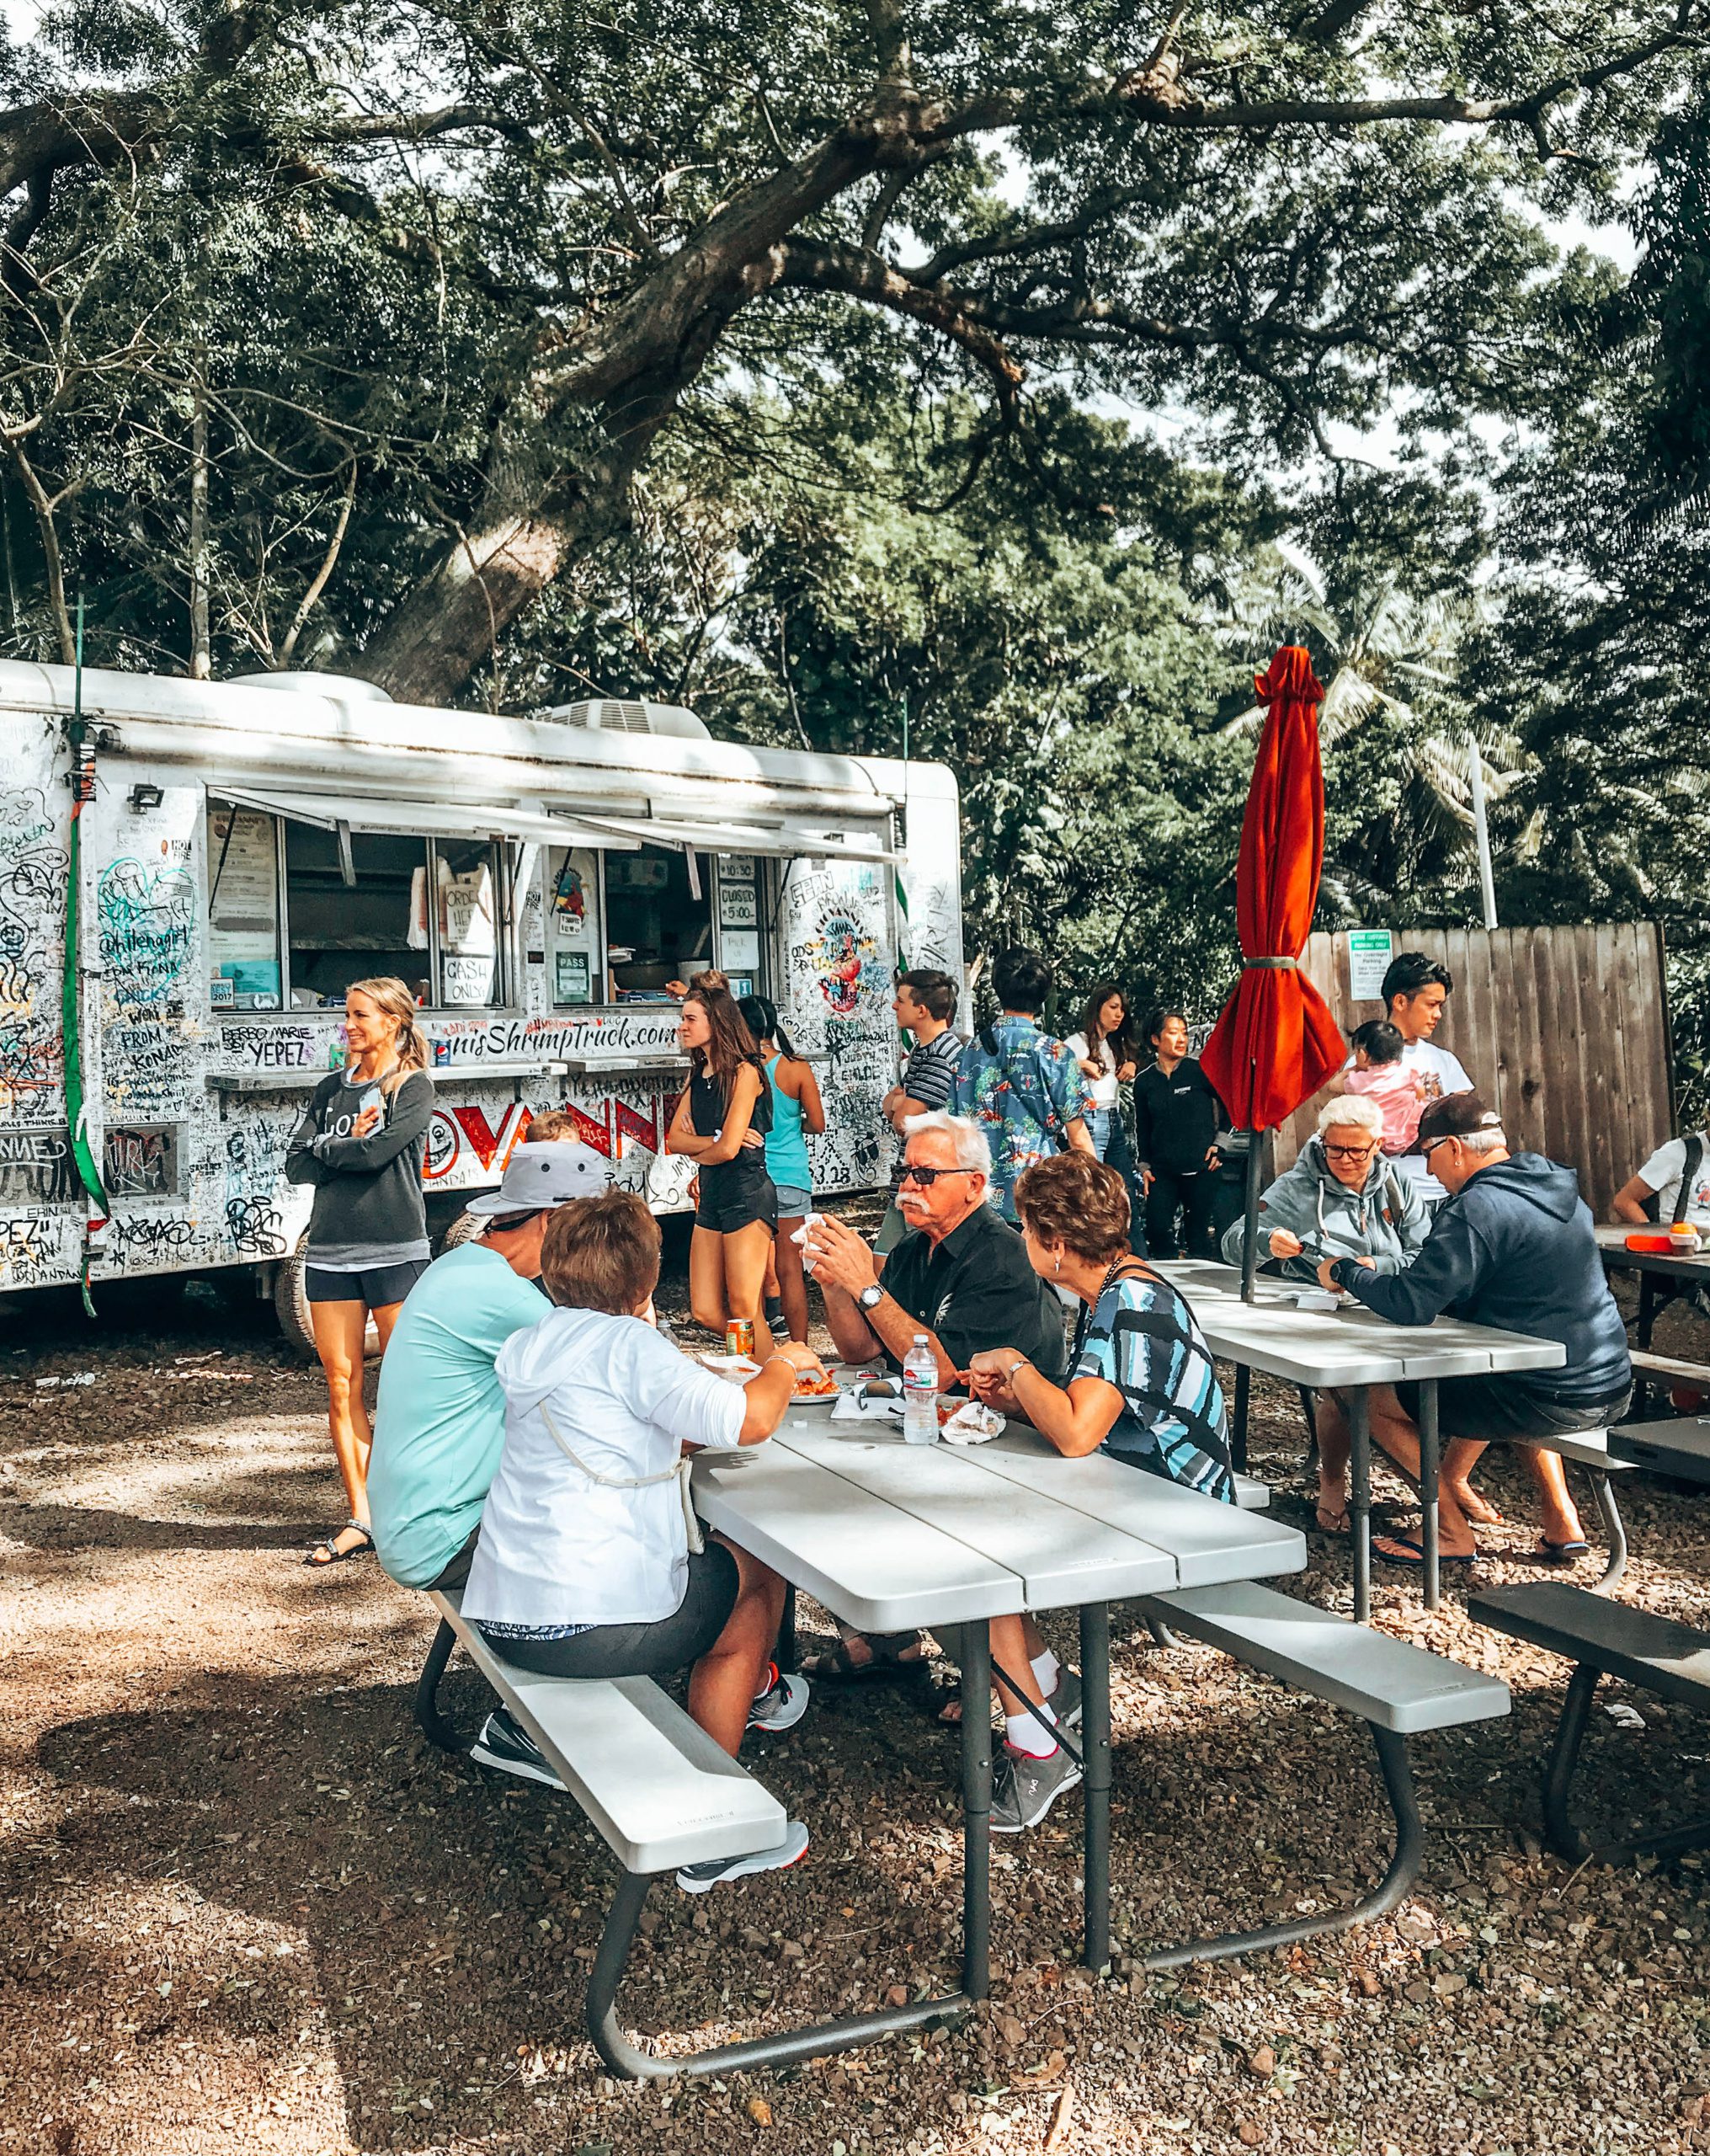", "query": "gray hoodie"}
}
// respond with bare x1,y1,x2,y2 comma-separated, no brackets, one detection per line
1220,1139,1430,1280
